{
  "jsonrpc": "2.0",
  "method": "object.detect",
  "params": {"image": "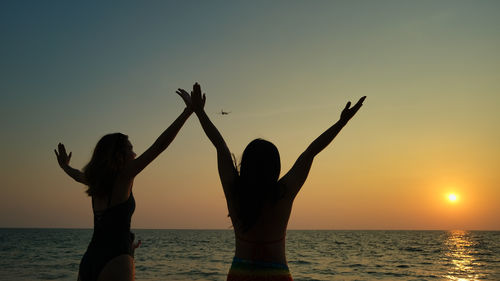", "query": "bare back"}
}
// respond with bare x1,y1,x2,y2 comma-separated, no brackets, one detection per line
228,183,295,264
